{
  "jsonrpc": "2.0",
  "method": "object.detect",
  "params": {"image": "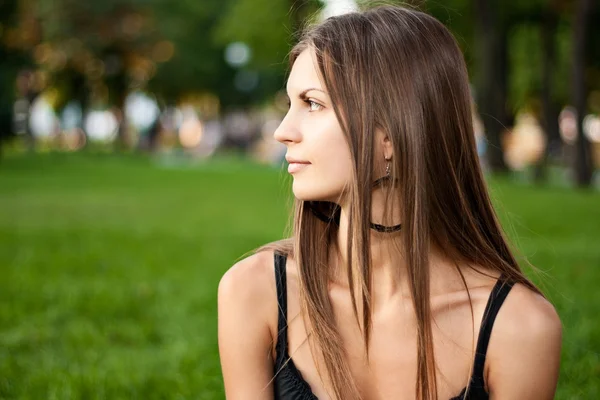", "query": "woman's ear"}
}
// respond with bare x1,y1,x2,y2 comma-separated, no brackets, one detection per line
376,128,393,160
